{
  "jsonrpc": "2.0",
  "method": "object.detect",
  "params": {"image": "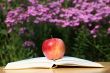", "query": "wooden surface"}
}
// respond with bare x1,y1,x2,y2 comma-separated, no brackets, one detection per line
0,62,110,73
